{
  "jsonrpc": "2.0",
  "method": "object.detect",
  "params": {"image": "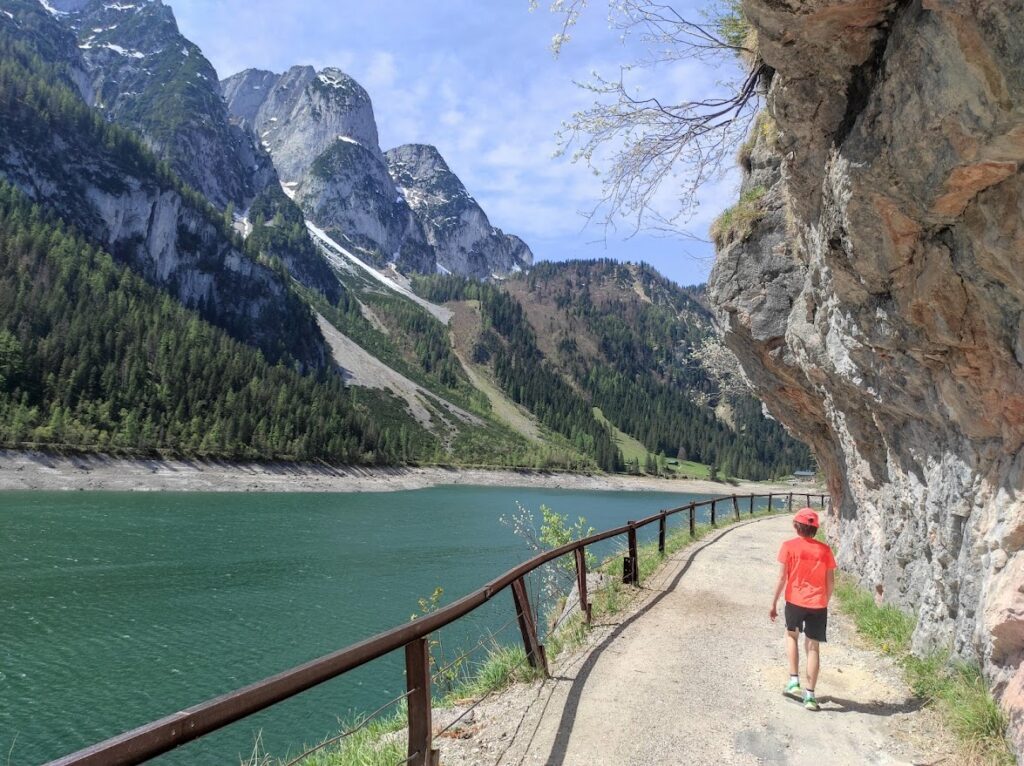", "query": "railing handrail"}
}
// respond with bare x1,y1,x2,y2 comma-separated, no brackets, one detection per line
47,491,828,766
